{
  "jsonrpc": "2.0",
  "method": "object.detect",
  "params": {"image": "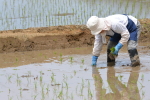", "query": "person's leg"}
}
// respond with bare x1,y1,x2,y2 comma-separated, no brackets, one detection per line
128,40,140,67
107,41,118,66
136,21,141,41
128,20,141,67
